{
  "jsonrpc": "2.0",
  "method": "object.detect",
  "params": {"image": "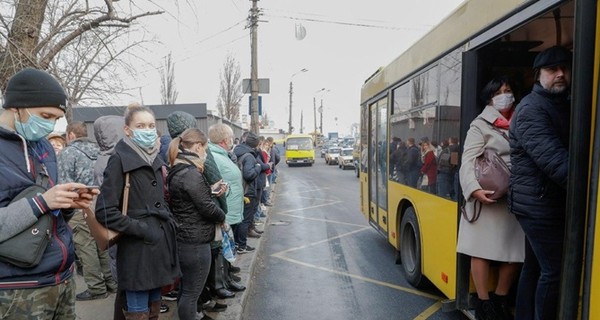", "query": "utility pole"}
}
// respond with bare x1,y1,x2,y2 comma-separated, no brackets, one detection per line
300,110,304,134
319,98,323,135
249,0,260,134
313,97,317,135
288,81,293,134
